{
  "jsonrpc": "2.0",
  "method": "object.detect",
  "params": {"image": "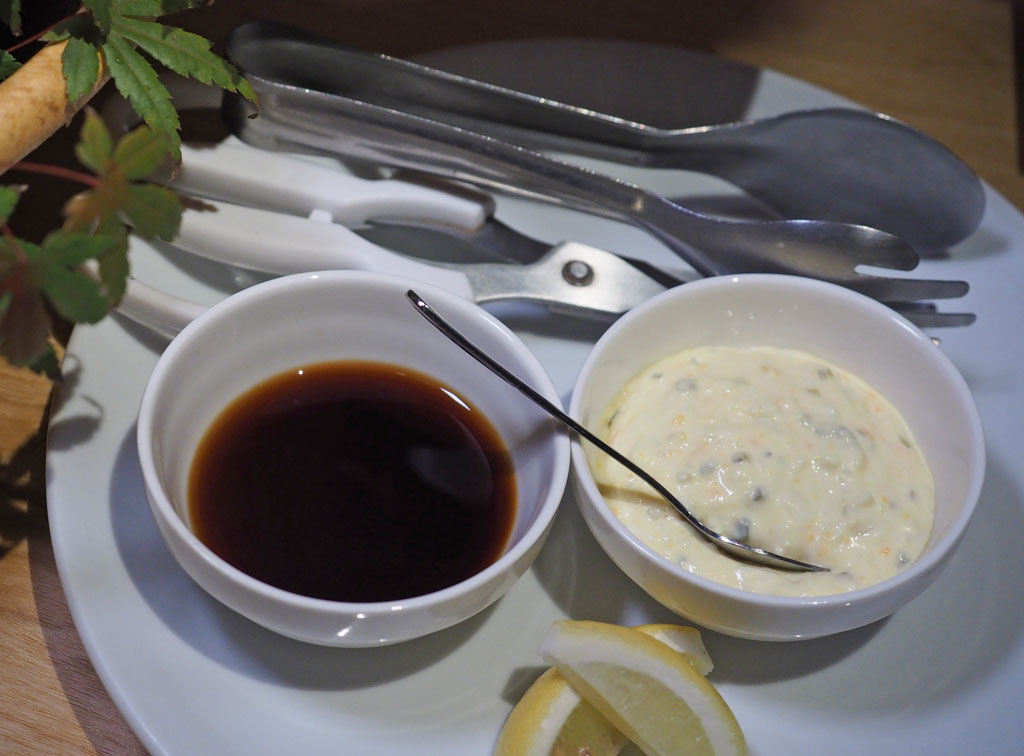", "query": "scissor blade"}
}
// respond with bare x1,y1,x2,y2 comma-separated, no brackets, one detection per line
451,241,670,317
